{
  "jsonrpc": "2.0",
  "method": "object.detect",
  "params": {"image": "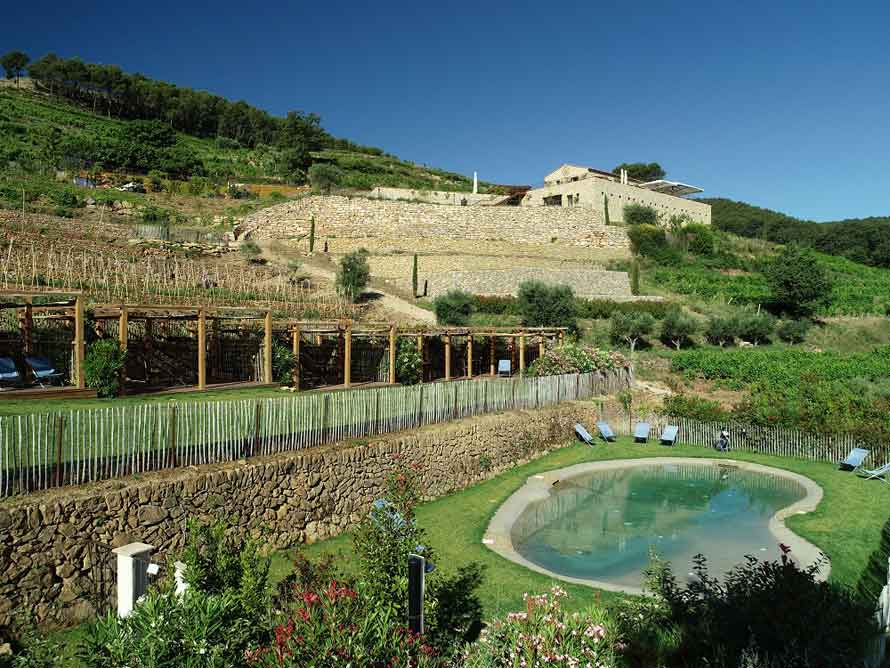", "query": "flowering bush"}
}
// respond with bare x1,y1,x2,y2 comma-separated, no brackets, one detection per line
528,343,628,377
462,587,621,668
247,580,445,668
